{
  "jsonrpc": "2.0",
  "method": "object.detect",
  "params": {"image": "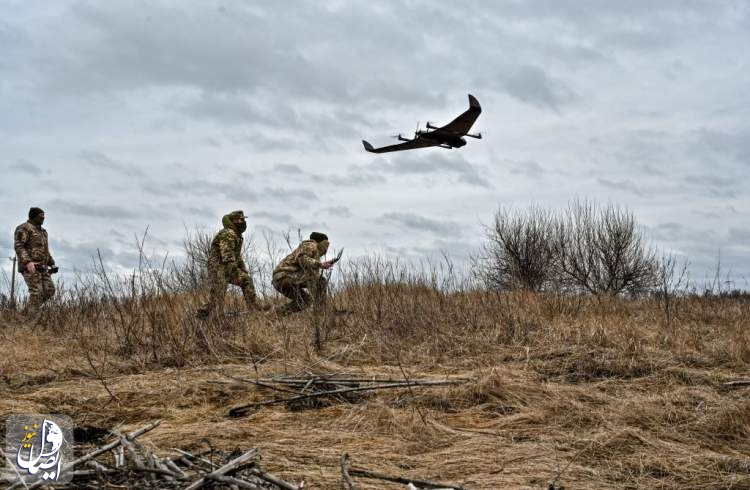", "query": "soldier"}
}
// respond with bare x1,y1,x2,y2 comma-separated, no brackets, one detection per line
197,210,260,319
14,207,57,310
272,232,333,315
